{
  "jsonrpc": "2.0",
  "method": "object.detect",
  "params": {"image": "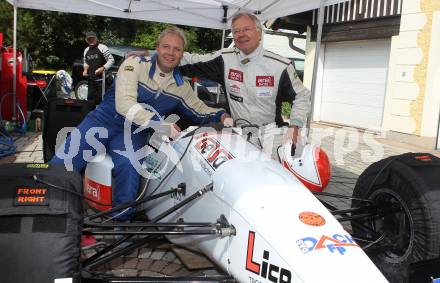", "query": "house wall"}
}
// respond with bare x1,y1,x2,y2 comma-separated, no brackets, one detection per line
304,0,440,141
421,8,440,137
383,0,440,137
